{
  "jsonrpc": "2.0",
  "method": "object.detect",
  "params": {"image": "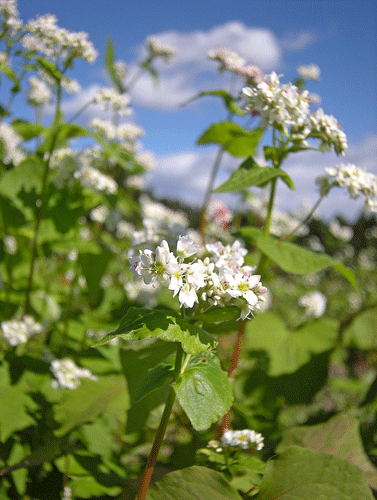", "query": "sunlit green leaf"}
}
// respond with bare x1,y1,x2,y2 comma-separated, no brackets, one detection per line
174,353,233,430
